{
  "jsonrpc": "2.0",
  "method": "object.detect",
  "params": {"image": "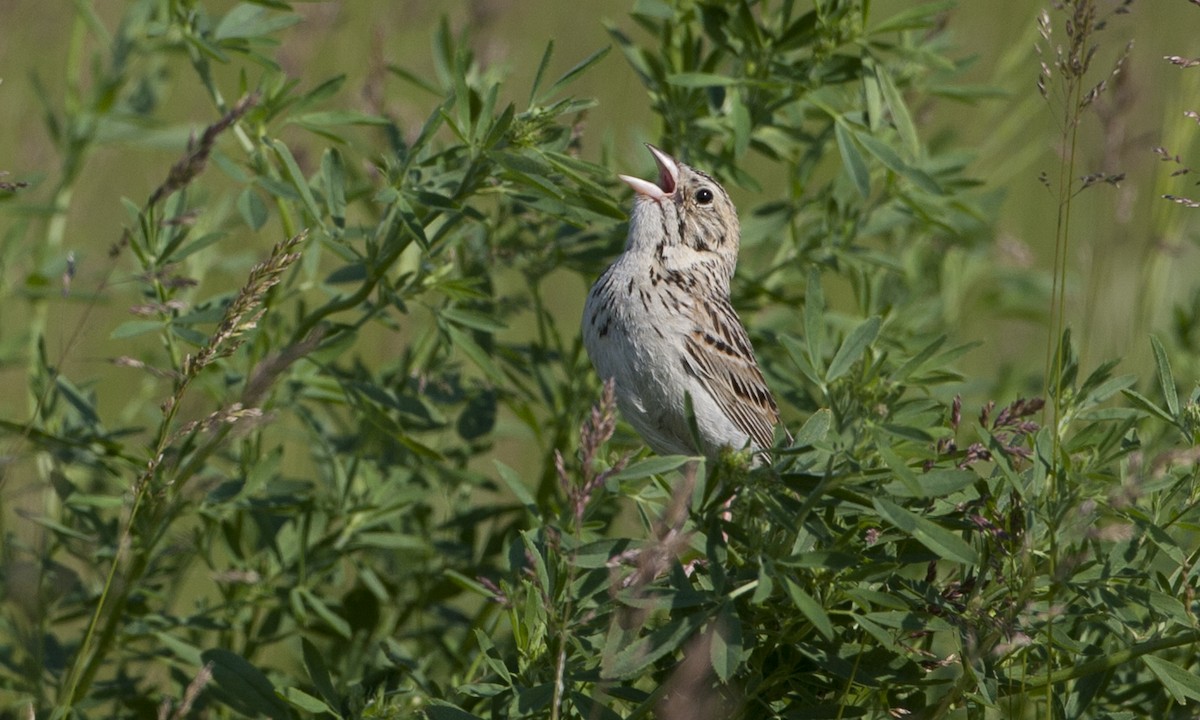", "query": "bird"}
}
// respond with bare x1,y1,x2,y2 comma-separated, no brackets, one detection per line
582,144,781,460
